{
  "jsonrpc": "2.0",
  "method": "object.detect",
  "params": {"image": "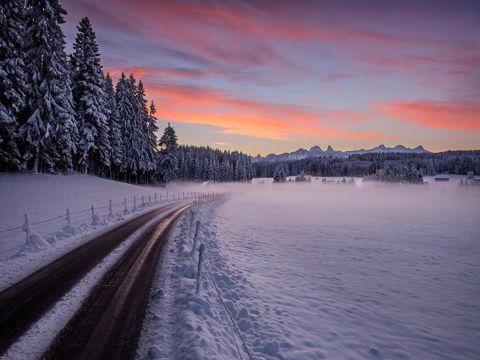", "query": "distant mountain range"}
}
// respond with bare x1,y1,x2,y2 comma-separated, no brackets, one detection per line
254,144,428,162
